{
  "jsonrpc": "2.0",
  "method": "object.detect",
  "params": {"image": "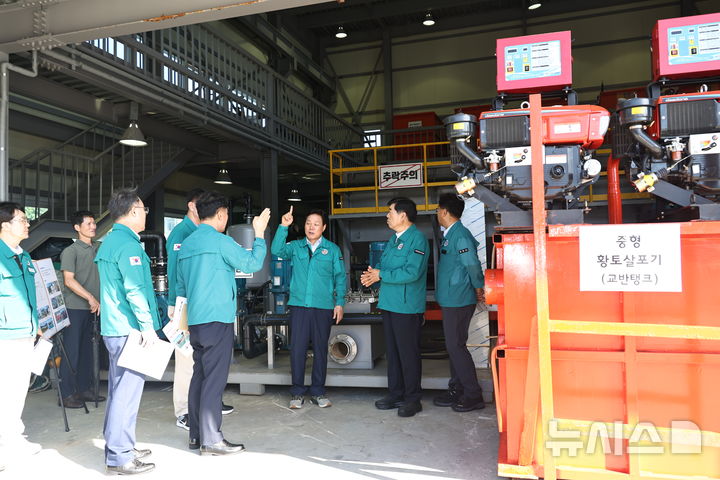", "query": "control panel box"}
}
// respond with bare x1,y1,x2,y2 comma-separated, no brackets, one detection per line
496,31,572,93
652,12,720,80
